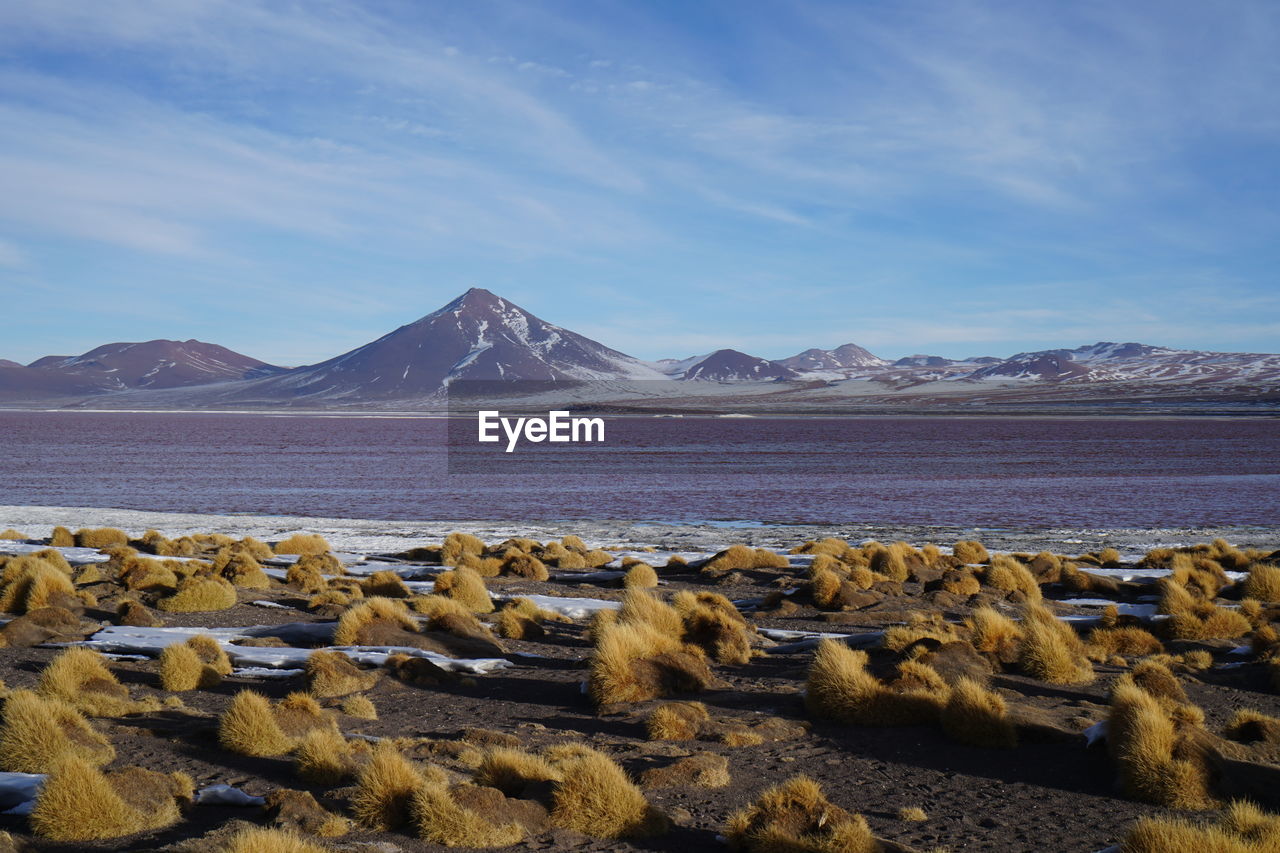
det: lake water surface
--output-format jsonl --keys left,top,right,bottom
{"left": 0, "top": 412, "right": 1277, "bottom": 527}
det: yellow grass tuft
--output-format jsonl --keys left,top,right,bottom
{"left": 805, "top": 639, "right": 947, "bottom": 726}
{"left": 941, "top": 677, "right": 1016, "bottom": 748}
{"left": 156, "top": 576, "right": 237, "bottom": 612}
{"left": 29, "top": 758, "right": 186, "bottom": 840}
{"left": 362, "top": 570, "right": 411, "bottom": 598}
{"left": 703, "top": 545, "right": 790, "bottom": 574}
{"left": 641, "top": 752, "right": 731, "bottom": 789}
{"left": 724, "top": 775, "right": 876, "bottom": 853}
{"left": 342, "top": 694, "right": 378, "bottom": 720}
{"left": 984, "top": 555, "right": 1042, "bottom": 601}
{"left": 965, "top": 607, "right": 1024, "bottom": 660}
{"left": 433, "top": 566, "right": 494, "bottom": 613}
{"left": 646, "top": 701, "right": 710, "bottom": 741}
{"left": 1087, "top": 627, "right": 1164, "bottom": 661}
{"left": 0, "top": 689, "right": 114, "bottom": 772}
{"left": 0, "top": 529, "right": 25, "bottom": 540}
{"left": 159, "top": 642, "right": 221, "bottom": 691}
{"left": 618, "top": 588, "right": 684, "bottom": 637}
{"left": 441, "top": 532, "right": 487, "bottom": 565}
{"left": 38, "top": 647, "right": 135, "bottom": 716}
{"left": 624, "top": 563, "right": 660, "bottom": 589}
{"left": 1244, "top": 563, "right": 1280, "bottom": 602}
{"left": 274, "top": 533, "right": 331, "bottom": 555}
{"left": 474, "top": 746, "right": 562, "bottom": 796}
{"left": 352, "top": 741, "right": 429, "bottom": 830}
{"left": 306, "top": 650, "right": 380, "bottom": 697}
{"left": 1017, "top": 605, "right": 1094, "bottom": 684}
{"left": 219, "top": 690, "right": 294, "bottom": 756}
{"left": 411, "top": 782, "right": 526, "bottom": 848}
{"left": 899, "top": 806, "right": 928, "bottom": 822}
{"left": 217, "top": 827, "right": 332, "bottom": 853}
{"left": 675, "top": 590, "right": 754, "bottom": 665}
{"left": 74, "top": 527, "right": 129, "bottom": 549}
{"left": 49, "top": 526, "right": 75, "bottom": 547}
{"left": 1108, "top": 677, "right": 1213, "bottom": 809}
{"left": 549, "top": 748, "right": 669, "bottom": 839}
{"left": 952, "top": 540, "right": 990, "bottom": 564}
{"left": 296, "top": 727, "right": 358, "bottom": 785}
{"left": 333, "top": 597, "right": 418, "bottom": 645}
{"left": 587, "top": 620, "right": 712, "bottom": 706}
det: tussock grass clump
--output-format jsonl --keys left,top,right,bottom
{"left": 965, "top": 607, "right": 1024, "bottom": 661}
{"left": 362, "top": 570, "right": 411, "bottom": 598}
{"left": 306, "top": 650, "right": 380, "bottom": 697}
{"left": 641, "top": 752, "right": 730, "bottom": 789}
{"left": 159, "top": 642, "right": 221, "bottom": 691}
{"left": 38, "top": 647, "right": 135, "bottom": 716}
{"left": 285, "top": 561, "right": 327, "bottom": 593}
{"left": 274, "top": 691, "right": 336, "bottom": 739}
{"left": 216, "top": 827, "right": 332, "bottom": 853}
{"left": 74, "top": 527, "right": 130, "bottom": 549}
{"left": 882, "top": 612, "right": 960, "bottom": 652}
{"left": 29, "top": 758, "right": 190, "bottom": 840}
{"left": 441, "top": 532, "right": 487, "bottom": 565}
{"left": 213, "top": 545, "right": 271, "bottom": 589}
{"left": 1223, "top": 709, "right": 1280, "bottom": 743}
{"left": 942, "top": 677, "right": 1016, "bottom": 748}
{"left": 899, "top": 806, "right": 928, "bottom": 822}
{"left": 805, "top": 639, "right": 948, "bottom": 726}
{"left": 156, "top": 576, "right": 237, "bottom": 612}
{"left": 50, "top": 525, "right": 75, "bottom": 547}
{"left": 333, "top": 597, "right": 418, "bottom": 645}
{"left": 0, "top": 528, "right": 25, "bottom": 540}
{"left": 587, "top": 620, "right": 712, "bottom": 706}
{"left": 647, "top": 701, "right": 710, "bottom": 741}
{"left": 1087, "top": 627, "right": 1164, "bottom": 661}
{"left": 725, "top": 775, "right": 876, "bottom": 853}
{"left": 296, "top": 728, "right": 359, "bottom": 785}
{"left": 0, "top": 556, "right": 84, "bottom": 613}
{"left": 984, "top": 555, "right": 1042, "bottom": 601}
{"left": 952, "top": 540, "right": 990, "bottom": 564}
{"left": 342, "top": 694, "right": 377, "bottom": 720}
{"left": 674, "top": 590, "right": 755, "bottom": 664}
{"left": 790, "top": 537, "right": 850, "bottom": 557}
{"left": 549, "top": 747, "right": 669, "bottom": 839}
{"left": 474, "top": 746, "right": 562, "bottom": 796}
{"left": 411, "top": 783, "right": 527, "bottom": 848}
{"left": 0, "top": 689, "right": 114, "bottom": 772}
{"left": 618, "top": 589, "right": 683, "bottom": 637}
{"left": 1244, "top": 563, "right": 1280, "bottom": 603}
{"left": 1017, "top": 605, "right": 1094, "bottom": 684}
{"left": 866, "top": 541, "right": 911, "bottom": 582}
{"left": 274, "top": 533, "right": 331, "bottom": 555}
{"left": 500, "top": 550, "right": 549, "bottom": 580}
{"left": 1108, "top": 676, "right": 1213, "bottom": 809}
{"left": 188, "top": 633, "right": 233, "bottom": 674}
{"left": 353, "top": 741, "right": 431, "bottom": 830}
{"left": 624, "top": 563, "right": 660, "bottom": 589}
{"left": 702, "top": 545, "right": 790, "bottom": 575}
{"left": 433, "top": 566, "right": 494, "bottom": 613}
{"left": 1120, "top": 800, "right": 1280, "bottom": 853}
{"left": 219, "top": 690, "right": 294, "bottom": 757}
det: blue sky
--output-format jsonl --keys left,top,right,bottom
{"left": 0, "top": 0, "right": 1277, "bottom": 366}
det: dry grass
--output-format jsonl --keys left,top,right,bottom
{"left": 352, "top": 741, "right": 430, "bottom": 830}
{"left": 0, "top": 528, "right": 25, "bottom": 540}
{"left": 474, "top": 746, "right": 562, "bottom": 796}
{"left": 74, "top": 527, "right": 129, "bottom": 549}
{"left": 433, "top": 566, "right": 494, "bottom": 613}
{"left": 805, "top": 639, "right": 948, "bottom": 726}
{"left": 1244, "top": 563, "right": 1280, "bottom": 603}
{"left": 1108, "top": 677, "right": 1213, "bottom": 809}
{"left": 941, "top": 677, "right": 1016, "bottom": 748}
{"left": 587, "top": 620, "right": 712, "bottom": 706}
{"left": 1087, "top": 627, "right": 1164, "bottom": 661}
{"left": 675, "top": 590, "right": 754, "bottom": 665}
{"left": 29, "top": 758, "right": 188, "bottom": 840}
{"left": 624, "top": 563, "right": 660, "bottom": 589}
{"left": 1223, "top": 709, "right": 1280, "bottom": 743}
{"left": 1120, "top": 800, "right": 1280, "bottom": 852}
{"left": 342, "top": 694, "right": 378, "bottom": 720}
{"left": 274, "top": 533, "right": 331, "bottom": 555}
{"left": 362, "top": 570, "right": 411, "bottom": 598}
{"left": 411, "top": 782, "right": 527, "bottom": 848}
{"left": 333, "top": 597, "right": 418, "bottom": 645}
{"left": 0, "top": 556, "right": 80, "bottom": 613}
{"left": 1017, "top": 605, "right": 1094, "bottom": 684}
{"left": 646, "top": 701, "right": 710, "bottom": 740}
{"left": 641, "top": 752, "right": 730, "bottom": 789}
{"left": 899, "top": 806, "right": 929, "bottom": 822}
{"left": 618, "top": 589, "right": 684, "bottom": 637}
{"left": 549, "top": 747, "right": 669, "bottom": 839}
{"left": 159, "top": 642, "right": 221, "bottom": 691}
{"left": 965, "top": 607, "right": 1024, "bottom": 660}
{"left": 217, "top": 827, "right": 333, "bottom": 853}
{"left": 219, "top": 690, "right": 294, "bottom": 756}
{"left": 295, "top": 727, "right": 358, "bottom": 785}
{"left": 0, "top": 689, "right": 114, "bottom": 772}
{"left": 441, "top": 532, "right": 487, "bottom": 566}
{"left": 156, "top": 576, "right": 237, "bottom": 612}
{"left": 984, "top": 555, "right": 1042, "bottom": 601}
{"left": 724, "top": 775, "right": 877, "bottom": 853}
{"left": 38, "top": 647, "right": 136, "bottom": 716}
{"left": 952, "top": 540, "right": 990, "bottom": 564}
{"left": 703, "top": 545, "right": 790, "bottom": 574}
{"left": 306, "top": 650, "right": 380, "bottom": 697}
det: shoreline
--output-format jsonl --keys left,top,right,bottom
{"left": 3, "top": 504, "right": 1277, "bottom": 555}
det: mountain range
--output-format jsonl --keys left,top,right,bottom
{"left": 2, "top": 287, "right": 1276, "bottom": 413}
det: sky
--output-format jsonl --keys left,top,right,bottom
{"left": 0, "top": 0, "right": 1278, "bottom": 367}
